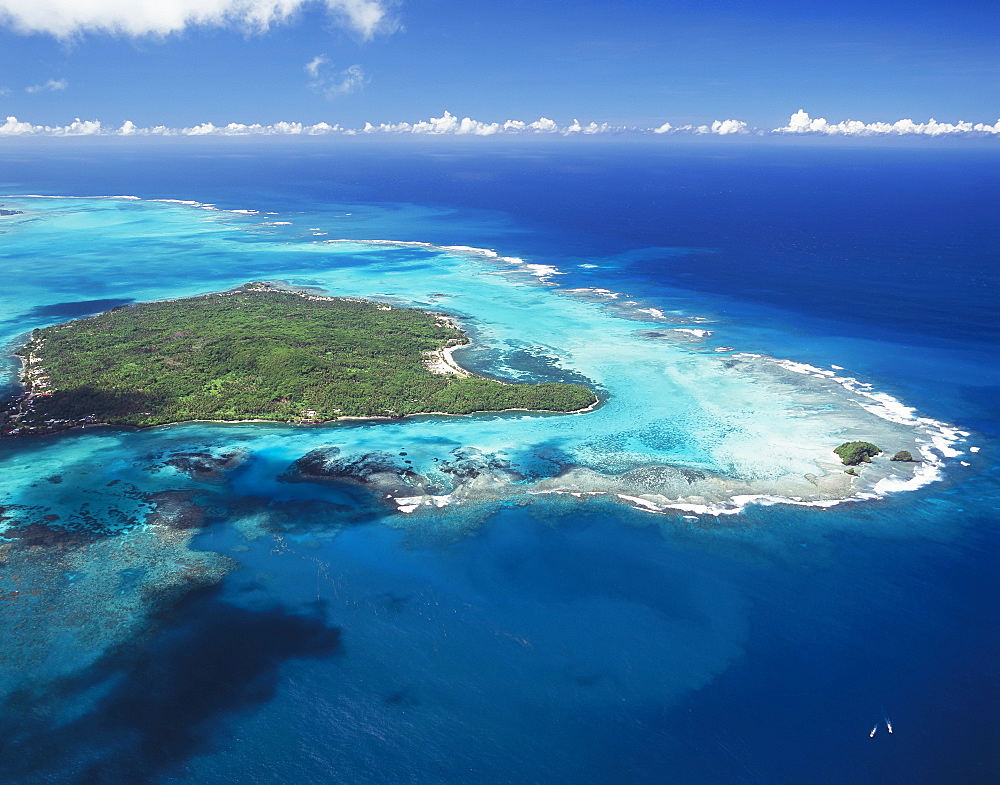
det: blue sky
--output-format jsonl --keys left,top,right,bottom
{"left": 0, "top": 0, "right": 997, "bottom": 133}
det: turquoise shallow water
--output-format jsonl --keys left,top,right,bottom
{"left": 0, "top": 142, "right": 996, "bottom": 784}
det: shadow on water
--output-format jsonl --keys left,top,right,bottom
{"left": 0, "top": 586, "right": 342, "bottom": 784}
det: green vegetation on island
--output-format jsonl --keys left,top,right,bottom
{"left": 890, "top": 450, "right": 915, "bottom": 462}
{"left": 5, "top": 283, "right": 597, "bottom": 433}
{"left": 834, "top": 441, "right": 881, "bottom": 466}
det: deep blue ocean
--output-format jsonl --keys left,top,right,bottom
{"left": 0, "top": 138, "right": 997, "bottom": 784}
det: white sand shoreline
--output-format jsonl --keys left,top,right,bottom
{"left": 424, "top": 342, "right": 473, "bottom": 378}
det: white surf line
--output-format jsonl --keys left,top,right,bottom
{"left": 324, "top": 238, "right": 436, "bottom": 249}
{"left": 563, "top": 288, "right": 623, "bottom": 299}
{"left": 8, "top": 195, "right": 236, "bottom": 219}
{"left": 11, "top": 193, "right": 142, "bottom": 200}
{"left": 9, "top": 194, "right": 268, "bottom": 216}
{"left": 392, "top": 494, "right": 454, "bottom": 513}
{"left": 531, "top": 488, "right": 860, "bottom": 517}
{"left": 536, "top": 468, "right": 938, "bottom": 517}
{"left": 441, "top": 244, "right": 499, "bottom": 257}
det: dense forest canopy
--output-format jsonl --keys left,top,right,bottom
{"left": 833, "top": 441, "right": 881, "bottom": 466}
{"left": 7, "top": 283, "right": 597, "bottom": 432}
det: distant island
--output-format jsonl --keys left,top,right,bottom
{"left": 3, "top": 283, "right": 597, "bottom": 435}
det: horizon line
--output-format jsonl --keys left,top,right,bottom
{"left": 3, "top": 110, "right": 1000, "bottom": 139}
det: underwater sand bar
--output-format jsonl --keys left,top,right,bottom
{"left": 3, "top": 282, "right": 597, "bottom": 434}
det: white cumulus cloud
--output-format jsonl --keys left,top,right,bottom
{"left": 25, "top": 78, "right": 67, "bottom": 93}
{"left": 306, "top": 121, "right": 342, "bottom": 134}
{"left": 565, "top": 119, "right": 615, "bottom": 134}
{"left": 709, "top": 119, "right": 747, "bottom": 135}
{"left": 0, "top": 116, "right": 101, "bottom": 135}
{"left": 173, "top": 120, "right": 340, "bottom": 135}
{"left": 54, "top": 118, "right": 102, "bottom": 135}
{"left": 2, "top": 110, "right": 998, "bottom": 139}
{"left": 775, "top": 109, "right": 1000, "bottom": 136}
{"left": 0, "top": 0, "right": 396, "bottom": 40}
{"left": 355, "top": 112, "right": 604, "bottom": 136}
{"left": 184, "top": 122, "right": 218, "bottom": 135}
{"left": 305, "top": 55, "right": 367, "bottom": 98}
{"left": 650, "top": 119, "right": 749, "bottom": 135}
{"left": 529, "top": 117, "right": 559, "bottom": 133}
{"left": 0, "top": 115, "right": 41, "bottom": 134}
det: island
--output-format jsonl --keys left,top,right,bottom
{"left": 3, "top": 283, "right": 597, "bottom": 434}
{"left": 833, "top": 441, "right": 881, "bottom": 466}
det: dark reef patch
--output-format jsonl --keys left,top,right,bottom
{"left": 146, "top": 490, "right": 209, "bottom": 531}
{"left": 279, "top": 444, "right": 536, "bottom": 503}
{"left": 163, "top": 450, "right": 246, "bottom": 482}
{"left": 1, "top": 520, "right": 96, "bottom": 550}
{"left": 1, "top": 497, "right": 149, "bottom": 543}
{"left": 0, "top": 488, "right": 213, "bottom": 548}
{"left": 0, "top": 587, "right": 342, "bottom": 784}
{"left": 508, "top": 441, "right": 574, "bottom": 481}
{"left": 680, "top": 468, "right": 707, "bottom": 484}
{"left": 438, "top": 448, "right": 523, "bottom": 482}
{"left": 453, "top": 339, "right": 598, "bottom": 388}
{"left": 281, "top": 446, "right": 427, "bottom": 497}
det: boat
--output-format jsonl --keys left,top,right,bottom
{"left": 870, "top": 724, "right": 878, "bottom": 738}
{"left": 885, "top": 717, "right": 893, "bottom": 733}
